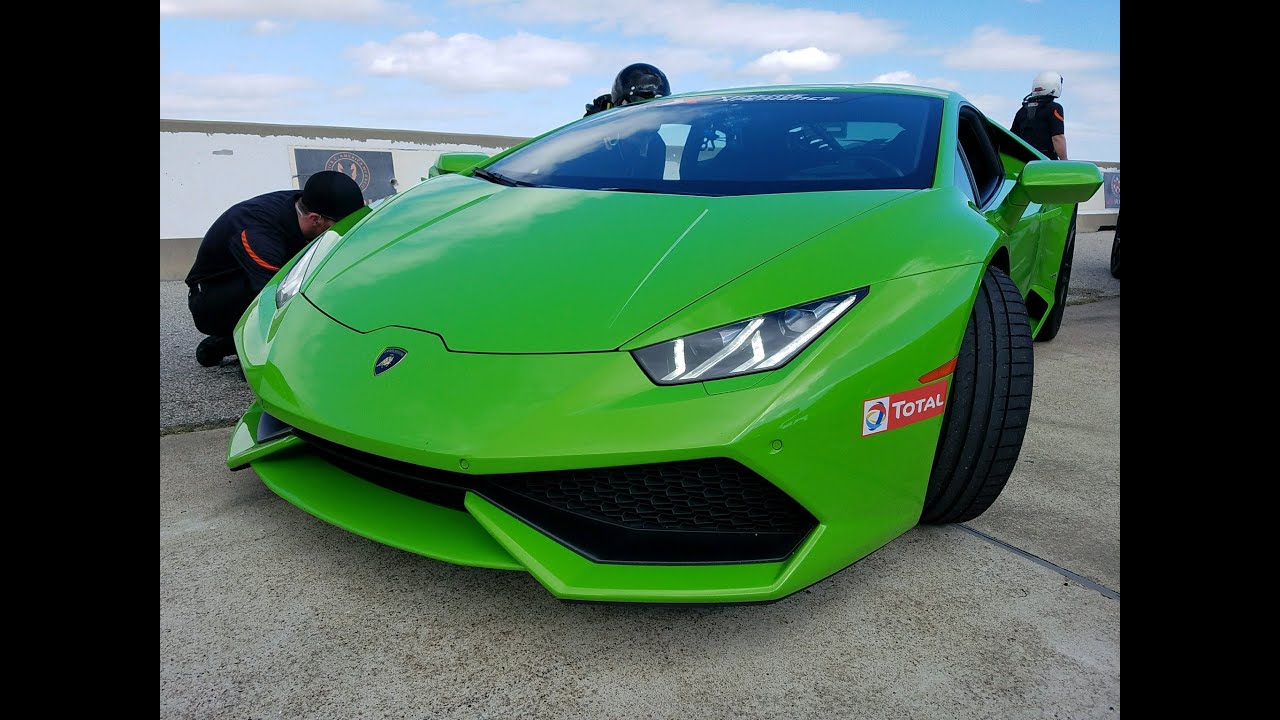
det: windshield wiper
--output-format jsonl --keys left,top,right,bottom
{"left": 473, "top": 168, "right": 537, "bottom": 187}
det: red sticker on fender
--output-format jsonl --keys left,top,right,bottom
{"left": 862, "top": 380, "right": 949, "bottom": 436}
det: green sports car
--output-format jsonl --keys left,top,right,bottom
{"left": 227, "top": 84, "right": 1102, "bottom": 603}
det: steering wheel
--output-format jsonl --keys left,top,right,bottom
{"left": 846, "top": 155, "right": 904, "bottom": 178}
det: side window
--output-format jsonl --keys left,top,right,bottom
{"left": 956, "top": 107, "right": 1004, "bottom": 208}
{"left": 954, "top": 146, "right": 977, "bottom": 203}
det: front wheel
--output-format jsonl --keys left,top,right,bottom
{"left": 921, "top": 265, "right": 1034, "bottom": 524}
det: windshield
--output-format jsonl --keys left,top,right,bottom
{"left": 485, "top": 91, "right": 943, "bottom": 196}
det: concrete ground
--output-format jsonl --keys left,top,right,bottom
{"left": 160, "top": 230, "right": 1120, "bottom": 719}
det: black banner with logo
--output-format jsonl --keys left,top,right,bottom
{"left": 1102, "top": 171, "right": 1120, "bottom": 209}
{"left": 294, "top": 149, "right": 398, "bottom": 203}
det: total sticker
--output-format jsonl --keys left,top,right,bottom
{"left": 862, "top": 379, "right": 949, "bottom": 436}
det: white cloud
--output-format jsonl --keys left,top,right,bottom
{"left": 348, "top": 30, "right": 593, "bottom": 90}
{"left": 869, "top": 70, "right": 916, "bottom": 85}
{"left": 160, "top": 0, "right": 398, "bottom": 20}
{"left": 333, "top": 84, "right": 366, "bottom": 99}
{"left": 944, "top": 26, "right": 1118, "bottom": 72}
{"left": 166, "top": 71, "right": 316, "bottom": 96}
{"left": 968, "top": 94, "right": 1019, "bottom": 125}
{"left": 583, "top": 46, "right": 735, "bottom": 91}
{"left": 1071, "top": 75, "right": 1120, "bottom": 121}
{"left": 160, "top": 71, "right": 317, "bottom": 117}
{"left": 868, "top": 71, "right": 960, "bottom": 91}
{"left": 742, "top": 48, "right": 841, "bottom": 81}
{"left": 640, "top": 47, "right": 736, "bottom": 81}
{"left": 466, "top": 0, "right": 904, "bottom": 54}
{"left": 248, "top": 19, "right": 283, "bottom": 34}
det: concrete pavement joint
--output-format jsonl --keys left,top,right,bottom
{"left": 160, "top": 419, "right": 238, "bottom": 437}
{"left": 958, "top": 524, "right": 1120, "bottom": 600}
{"left": 1067, "top": 291, "right": 1119, "bottom": 306}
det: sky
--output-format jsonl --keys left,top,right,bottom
{"left": 159, "top": 0, "right": 1120, "bottom": 162}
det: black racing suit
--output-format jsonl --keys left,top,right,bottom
{"left": 1011, "top": 96, "right": 1066, "bottom": 159}
{"left": 185, "top": 190, "right": 308, "bottom": 337}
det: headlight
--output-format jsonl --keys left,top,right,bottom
{"left": 632, "top": 288, "right": 869, "bottom": 385}
{"left": 275, "top": 230, "right": 342, "bottom": 309}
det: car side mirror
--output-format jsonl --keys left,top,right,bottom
{"left": 1012, "top": 160, "right": 1104, "bottom": 205}
{"left": 429, "top": 152, "right": 490, "bottom": 178}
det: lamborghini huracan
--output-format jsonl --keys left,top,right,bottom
{"left": 227, "top": 84, "right": 1102, "bottom": 603}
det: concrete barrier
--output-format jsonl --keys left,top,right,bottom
{"left": 1077, "top": 160, "right": 1120, "bottom": 232}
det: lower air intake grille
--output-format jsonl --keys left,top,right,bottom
{"left": 288, "top": 423, "right": 816, "bottom": 565}
{"left": 500, "top": 459, "right": 813, "bottom": 534}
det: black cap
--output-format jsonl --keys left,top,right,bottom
{"left": 302, "top": 170, "right": 365, "bottom": 220}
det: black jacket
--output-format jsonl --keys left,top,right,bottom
{"left": 185, "top": 190, "right": 308, "bottom": 294}
{"left": 1011, "top": 97, "right": 1065, "bottom": 159}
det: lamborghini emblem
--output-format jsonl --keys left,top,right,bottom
{"left": 374, "top": 347, "right": 407, "bottom": 375}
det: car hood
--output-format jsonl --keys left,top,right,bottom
{"left": 305, "top": 174, "right": 913, "bottom": 352}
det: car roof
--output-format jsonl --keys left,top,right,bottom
{"left": 667, "top": 83, "right": 956, "bottom": 101}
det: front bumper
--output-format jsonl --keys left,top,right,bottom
{"left": 230, "top": 265, "right": 980, "bottom": 602}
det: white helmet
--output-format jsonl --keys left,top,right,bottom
{"left": 1032, "top": 71, "right": 1063, "bottom": 98}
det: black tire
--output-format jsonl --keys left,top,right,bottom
{"left": 920, "top": 266, "right": 1034, "bottom": 524}
{"left": 1109, "top": 216, "right": 1120, "bottom": 279}
{"left": 1033, "top": 208, "right": 1076, "bottom": 342}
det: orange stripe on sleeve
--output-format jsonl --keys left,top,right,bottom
{"left": 241, "top": 230, "right": 279, "bottom": 271}
{"left": 1054, "top": 110, "right": 1064, "bottom": 121}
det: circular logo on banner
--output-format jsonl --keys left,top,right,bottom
{"left": 864, "top": 400, "right": 887, "bottom": 432}
{"left": 325, "top": 152, "right": 372, "bottom": 192}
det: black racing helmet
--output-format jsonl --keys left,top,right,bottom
{"left": 611, "top": 63, "right": 671, "bottom": 107}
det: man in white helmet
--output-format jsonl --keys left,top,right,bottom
{"left": 1011, "top": 71, "right": 1068, "bottom": 160}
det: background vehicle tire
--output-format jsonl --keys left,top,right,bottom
{"left": 1033, "top": 208, "right": 1076, "bottom": 342}
{"left": 921, "top": 265, "right": 1033, "bottom": 524}
{"left": 1109, "top": 215, "right": 1120, "bottom": 279}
